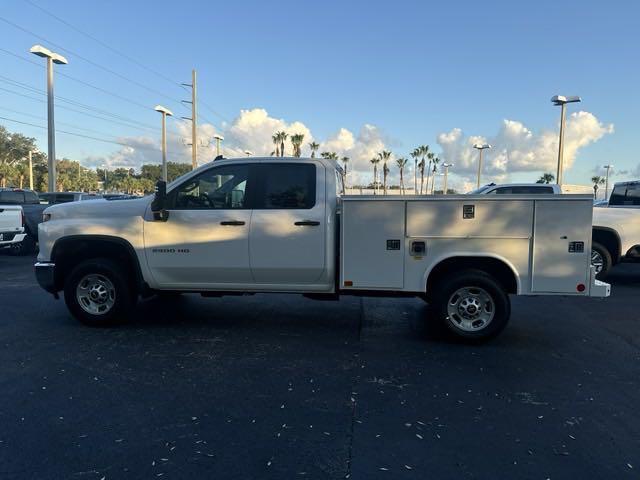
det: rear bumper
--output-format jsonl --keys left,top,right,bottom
{"left": 34, "top": 262, "right": 57, "bottom": 293}
{"left": 0, "top": 232, "right": 26, "bottom": 246}
{"left": 589, "top": 266, "right": 611, "bottom": 298}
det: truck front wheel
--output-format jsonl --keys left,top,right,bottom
{"left": 63, "top": 258, "right": 136, "bottom": 326}
{"left": 431, "top": 270, "right": 510, "bottom": 342}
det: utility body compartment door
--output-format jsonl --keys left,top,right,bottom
{"left": 531, "top": 199, "right": 592, "bottom": 293}
{"left": 341, "top": 200, "right": 405, "bottom": 289}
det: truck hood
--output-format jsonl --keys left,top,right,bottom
{"left": 44, "top": 196, "right": 152, "bottom": 219}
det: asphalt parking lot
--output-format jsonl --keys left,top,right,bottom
{"left": 0, "top": 253, "right": 639, "bottom": 479}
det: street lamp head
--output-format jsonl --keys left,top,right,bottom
{"left": 473, "top": 143, "right": 491, "bottom": 150}
{"left": 244, "top": 150, "right": 253, "bottom": 156}
{"left": 213, "top": 134, "right": 224, "bottom": 141}
{"left": 551, "top": 95, "right": 581, "bottom": 106}
{"left": 443, "top": 163, "right": 453, "bottom": 168}
{"left": 154, "top": 105, "right": 173, "bottom": 116}
{"left": 30, "top": 44, "right": 68, "bottom": 64}
{"left": 603, "top": 164, "right": 613, "bottom": 168}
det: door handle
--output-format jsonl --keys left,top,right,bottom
{"left": 294, "top": 220, "right": 320, "bottom": 226}
{"left": 220, "top": 220, "right": 245, "bottom": 226}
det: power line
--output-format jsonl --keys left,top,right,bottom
{"left": 0, "top": 15, "right": 186, "bottom": 109}
{"left": 22, "top": 0, "right": 184, "bottom": 88}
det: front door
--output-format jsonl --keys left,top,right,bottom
{"left": 249, "top": 162, "right": 326, "bottom": 284}
{"left": 144, "top": 163, "right": 253, "bottom": 288}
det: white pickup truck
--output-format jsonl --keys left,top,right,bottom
{"left": 591, "top": 181, "right": 640, "bottom": 278}
{"left": 35, "top": 157, "right": 609, "bottom": 341}
{"left": 0, "top": 205, "right": 27, "bottom": 253}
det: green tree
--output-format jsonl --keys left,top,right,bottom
{"left": 430, "top": 157, "right": 440, "bottom": 194}
{"left": 290, "top": 133, "right": 305, "bottom": 157}
{"left": 272, "top": 134, "right": 280, "bottom": 156}
{"left": 370, "top": 157, "right": 380, "bottom": 194}
{"left": 418, "top": 159, "right": 426, "bottom": 194}
{"left": 396, "top": 157, "right": 408, "bottom": 194}
{"left": 536, "top": 173, "right": 555, "bottom": 184}
{"left": 378, "top": 150, "right": 392, "bottom": 195}
{"left": 591, "top": 175, "right": 605, "bottom": 199}
{"left": 309, "top": 142, "right": 319, "bottom": 158}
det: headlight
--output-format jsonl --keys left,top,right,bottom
{"left": 43, "top": 213, "right": 52, "bottom": 222}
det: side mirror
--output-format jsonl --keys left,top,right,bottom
{"left": 151, "top": 180, "right": 168, "bottom": 221}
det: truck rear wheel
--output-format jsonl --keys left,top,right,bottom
{"left": 591, "top": 241, "right": 612, "bottom": 280}
{"left": 431, "top": 270, "right": 510, "bottom": 342}
{"left": 63, "top": 258, "right": 136, "bottom": 327}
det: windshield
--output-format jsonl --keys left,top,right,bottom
{"left": 468, "top": 185, "right": 492, "bottom": 194}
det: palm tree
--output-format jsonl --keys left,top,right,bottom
{"left": 370, "top": 157, "right": 380, "bottom": 194}
{"left": 410, "top": 148, "right": 421, "bottom": 194}
{"left": 276, "top": 131, "right": 288, "bottom": 157}
{"left": 396, "top": 157, "right": 408, "bottom": 194}
{"left": 430, "top": 157, "right": 440, "bottom": 194}
{"left": 320, "top": 151, "right": 338, "bottom": 160}
{"left": 591, "top": 175, "right": 605, "bottom": 199}
{"left": 418, "top": 159, "right": 426, "bottom": 194}
{"left": 272, "top": 134, "right": 280, "bottom": 157}
{"left": 309, "top": 142, "right": 320, "bottom": 158}
{"left": 341, "top": 156, "right": 349, "bottom": 189}
{"left": 536, "top": 173, "right": 555, "bottom": 184}
{"left": 425, "top": 151, "right": 434, "bottom": 194}
{"left": 378, "top": 150, "right": 392, "bottom": 195}
{"left": 290, "top": 133, "right": 305, "bottom": 157}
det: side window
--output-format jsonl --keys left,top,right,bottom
{"left": 255, "top": 164, "right": 316, "bottom": 209}
{"left": 0, "top": 191, "right": 24, "bottom": 203}
{"left": 24, "top": 191, "right": 39, "bottom": 204}
{"left": 494, "top": 187, "right": 511, "bottom": 194}
{"left": 38, "top": 193, "right": 52, "bottom": 205}
{"left": 55, "top": 194, "right": 75, "bottom": 203}
{"left": 623, "top": 186, "right": 640, "bottom": 205}
{"left": 609, "top": 186, "right": 625, "bottom": 205}
{"left": 169, "top": 164, "right": 249, "bottom": 210}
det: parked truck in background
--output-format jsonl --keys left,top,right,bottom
{"left": 0, "top": 204, "right": 28, "bottom": 254}
{"left": 0, "top": 188, "right": 45, "bottom": 250}
{"left": 590, "top": 181, "right": 640, "bottom": 278}
{"left": 35, "top": 157, "right": 609, "bottom": 342}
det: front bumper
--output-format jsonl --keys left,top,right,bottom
{"left": 34, "top": 262, "right": 57, "bottom": 294}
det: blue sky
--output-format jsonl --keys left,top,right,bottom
{"left": 1, "top": 0, "right": 638, "bottom": 189}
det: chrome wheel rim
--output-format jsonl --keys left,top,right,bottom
{"left": 76, "top": 274, "right": 116, "bottom": 315}
{"left": 447, "top": 286, "right": 495, "bottom": 332}
{"left": 591, "top": 249, "right": 604, "bottom": 274}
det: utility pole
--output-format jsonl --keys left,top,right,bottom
{"left": 181, "top": 70, "right": 198, "bottom": 170}
{"left": 473, "top": 143, "right": 491, "bottom": 188}
{"left": 28, "top": 150, "right": 33, "bottom": 190}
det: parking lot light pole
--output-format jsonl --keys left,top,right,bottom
{"left": 213, "top": 134, "right": 224, "bottom": 157}
{"left": 244, "top": 150, "right": 253, "bottom": 157}
{"left": 30, "top": 45, "right": 68, "bottom": 193}
{"left": 442, "top": 163, "right": 453, "bottom": 195}
{"left": 603, "top": 164, "right": 613, "bottom": 200}
{"left": 473, "top": 143, "right": 491, "bottom": 188}
{"left": 551, "top": 95, "right": 581, "bottom": 187}
{"left": 154, "top": 105, "right": 173, "bottom": 182}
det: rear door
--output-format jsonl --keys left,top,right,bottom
{"left": 249, "top": 162, "right": 326, "bottom": 284}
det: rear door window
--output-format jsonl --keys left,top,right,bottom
{"left": 610, "top": 185, "right": 640, "bottom": 205}
{"left": 0, "top": 191, "right": 24, "bottom": 203}
{"left": 254, "top": 164, "right": 316, "bottom": 209}
{"left": 55, "top": 194, "right": 76, "bottom": 203}
{"left": 24, "top": 191, "right": 40, "bottom": 204}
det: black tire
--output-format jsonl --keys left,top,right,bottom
{"left": 430, "top": 269, "right": 511, "bottom": 342}
{"left": 9, "top": 234, "right": 36, "bottom": 256}
{"left": 63, "top": 258, "right": 136, "bottom": 327}
{"left": 591, "top": 241, "right": 612, "bottom": 280}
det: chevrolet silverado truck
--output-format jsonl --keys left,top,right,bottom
{"left": 0, "top": 204, "right": 27, "bottom": 253}
{"left": 590, "top": 181, "right": 640, "bottom": 278}
{"left": 35, "top": 157, "right": 609, "bottom": 341}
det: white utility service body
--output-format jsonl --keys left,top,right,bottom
{"left": 35, "top": 157, "right": 609, "bottom": 341}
